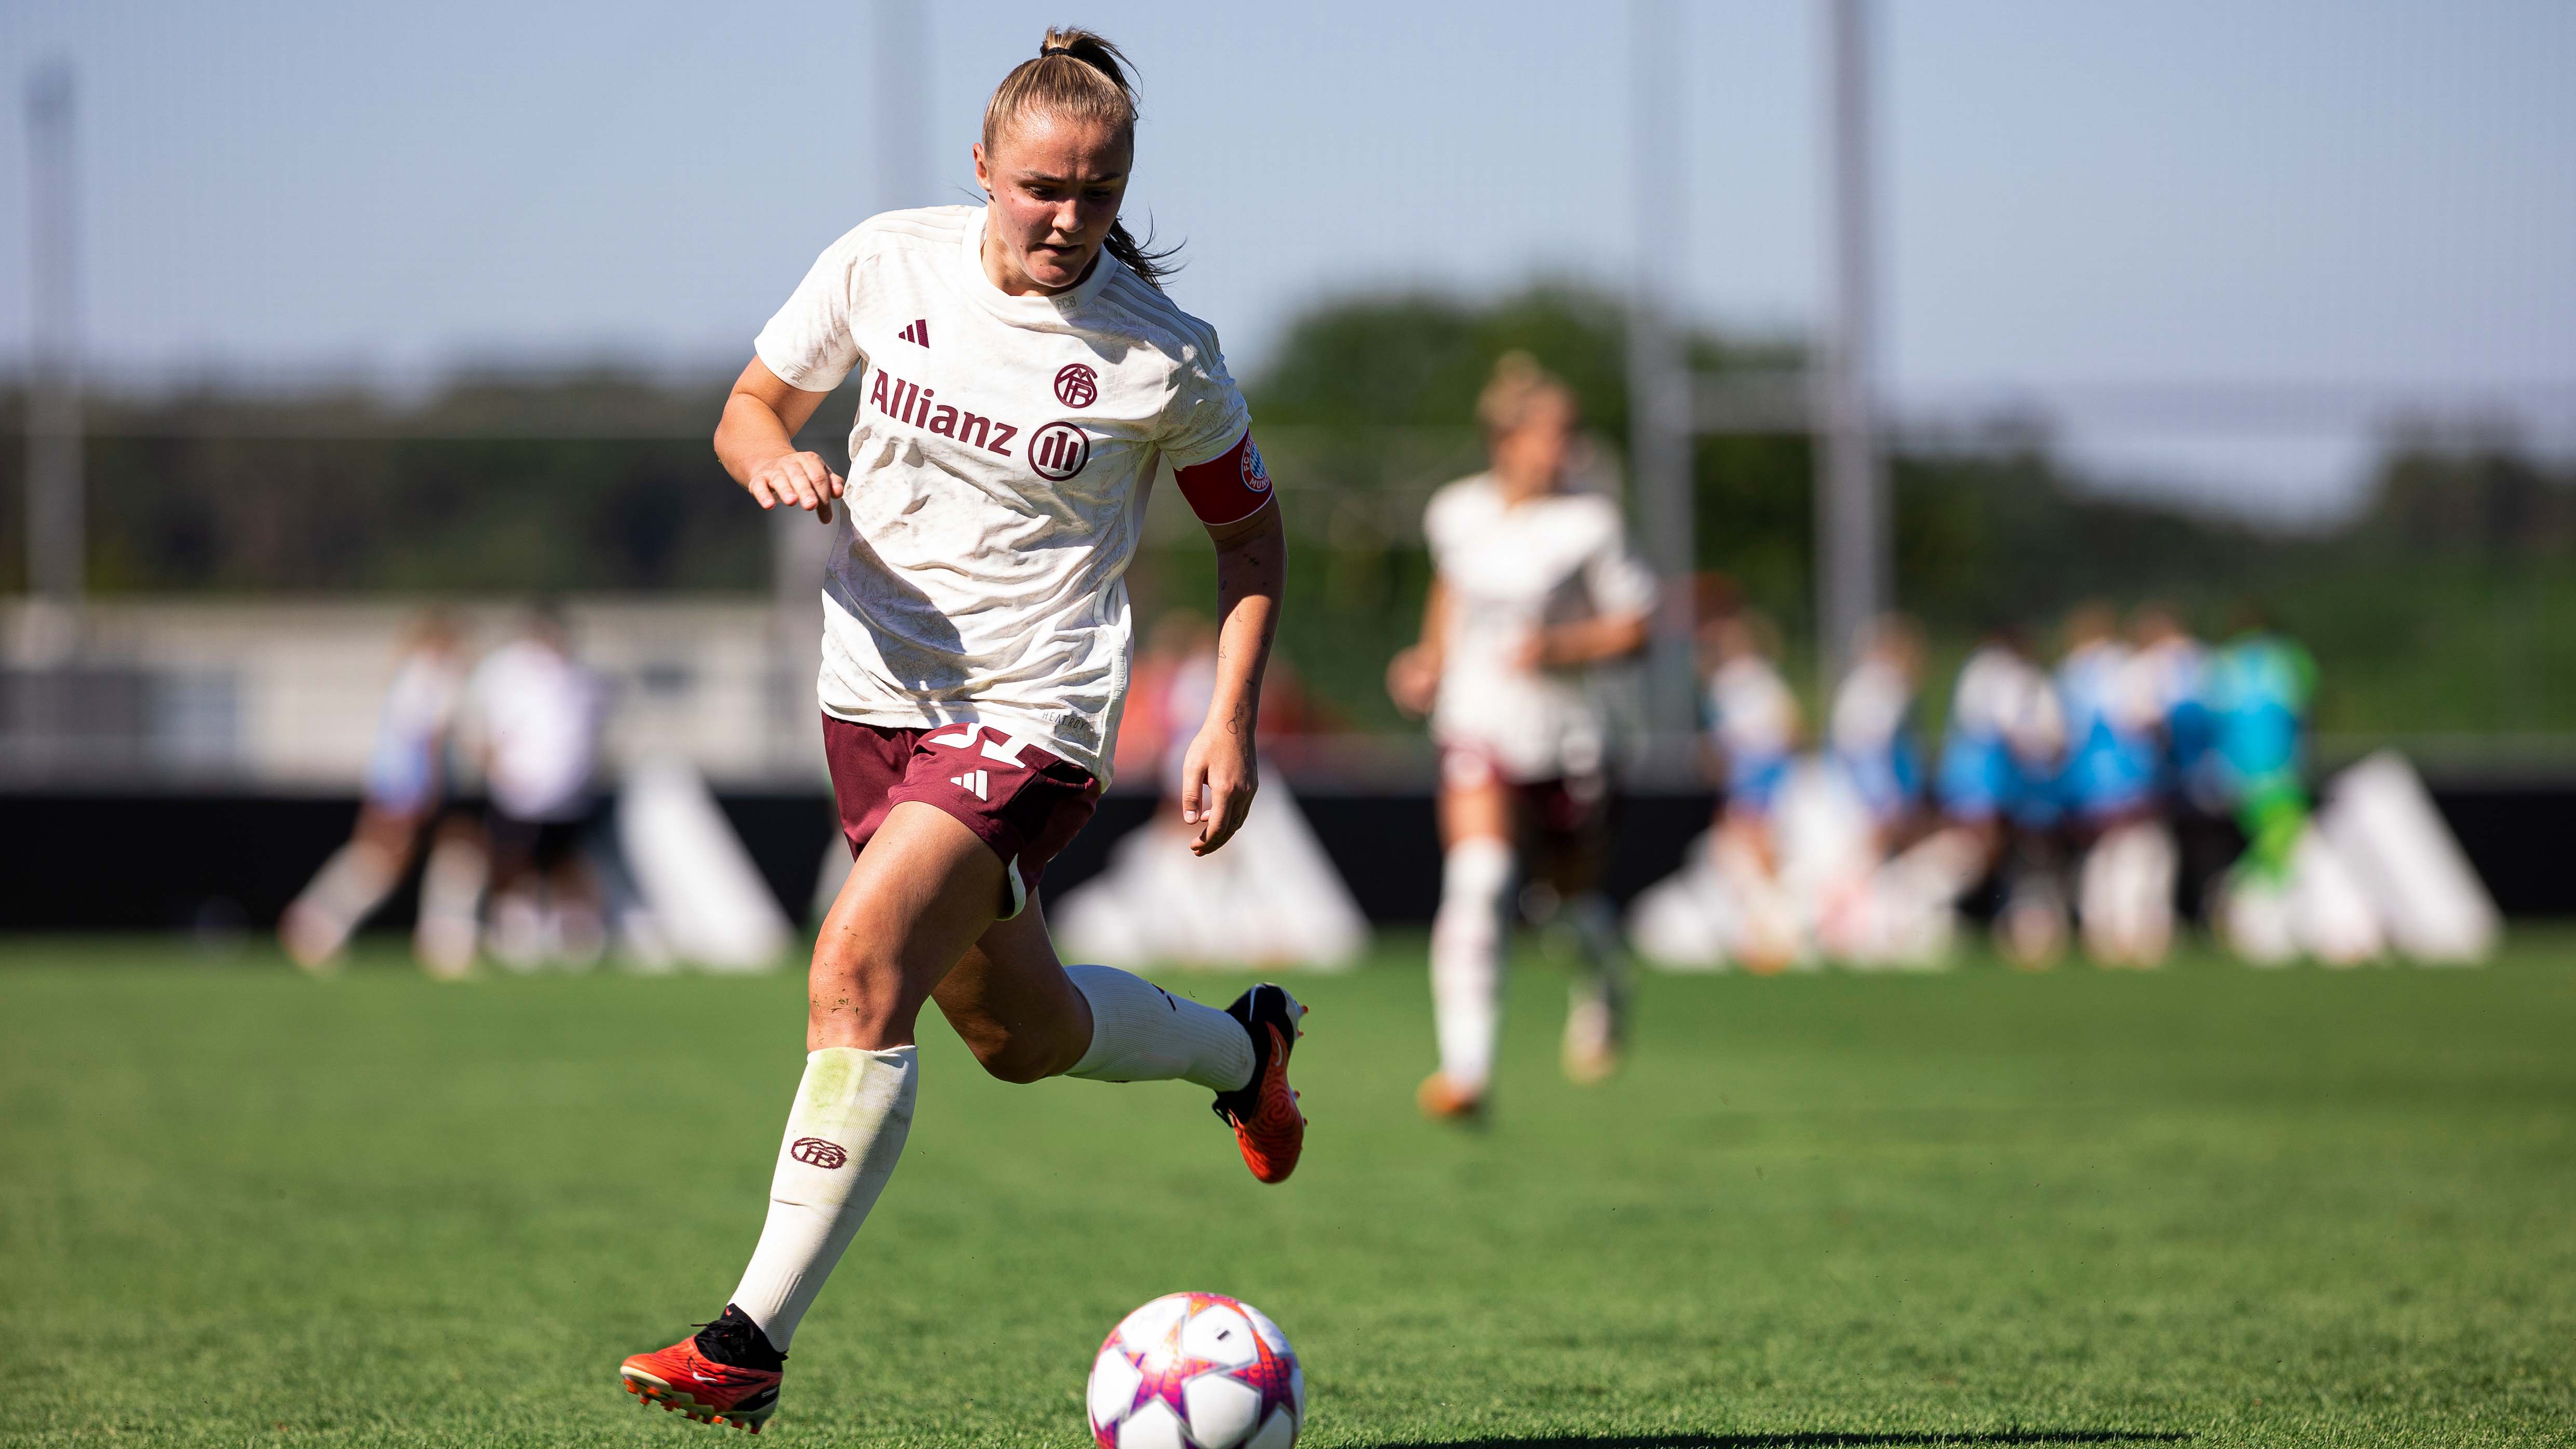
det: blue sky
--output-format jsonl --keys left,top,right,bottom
{"left": 2, "top": 0, "right": 2570, "bottom": 521}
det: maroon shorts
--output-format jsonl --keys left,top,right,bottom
{"left": 1439, "top": 744, "right": 1614, "bottom": 857}
{"left": 822, "top": 715, "right": 1102, "bottom": 918}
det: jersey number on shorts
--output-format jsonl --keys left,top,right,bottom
{"left": 928, "top": 724, "right": 1032, "bottom": 766}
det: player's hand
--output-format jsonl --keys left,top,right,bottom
{"left": 1506, "top": 630, "right": 1548, "bottom": 673}
{"left": 1178, "top": 722, "right": 1258, "bottom": 856}
{"left": 746, "top": 450, "right": 845, "bottom": 524}
{"left": 1385, "top": 645, "right": 1439, "bottom": 717}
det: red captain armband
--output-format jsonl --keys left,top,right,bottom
{"left": 1172, "top": 430, "right": 1274, "bottom": 527}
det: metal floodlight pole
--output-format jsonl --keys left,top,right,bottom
{"left": 1815, "top": 0, "right": 1887, "bottom": 689}
{"left": 25, "top": 62, "right": 84, "bottom": 622}
{"left": 1628, "top": 0, "right": 1697, "bottom": 735}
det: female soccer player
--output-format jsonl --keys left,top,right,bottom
{"left": 617, "top": 31, "right": 1304, "bottom": 1432}
{"left": 1387, "top": 354, "right": 1656, "bottom": 1117}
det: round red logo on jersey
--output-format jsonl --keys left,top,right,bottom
{"left": 1054, "top": 362, "right": 1098, "bottom": 409}
{"left": 790, "top": 1137, "right": 848, "bottom": 1170}
{"left": 1241, "top": 436, "right": 1272, "bottom": 494}
{"left": 1029, "top": 421, "right": 1091, "bottom": 481}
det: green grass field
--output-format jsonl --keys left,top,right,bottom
{"left": 5, "top": 934, "right": 2572, "bottom": 1448}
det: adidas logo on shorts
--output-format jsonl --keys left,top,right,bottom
{"left": 950, "top": 769, "right": 989, "bottom": 801}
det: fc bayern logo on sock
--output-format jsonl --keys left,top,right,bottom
{"left": 790, "top": 1137, "right": 848, "bottom": 1170}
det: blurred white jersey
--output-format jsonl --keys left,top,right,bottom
{"left": 470, "top": 640, "right": 604, "bottom": 821}
{"left": 755, "top": 205, "right": 1253, "bottom": 783}
{"left": 1424, "top": 475, "right": 1657, "bottom": 782}
{"left": 2129, "top": 634, "right": 2206, "bottom": 723}
{"left": 1710, "top": 655, "right": 1799, "bottom": 765}
{"left": 1828, "top": 656, "right": 1910, "bottom": 757}
{"left": 1951, "top": 645, "right": 2065, "bottom": 763}
{"left": 381, "top": 651, "right": 464, "bottom": 746}
{"left": 363, "top": 649, "right": 465, "bottom": 810}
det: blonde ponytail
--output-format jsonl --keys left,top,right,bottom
{"left": 981, "top": 28, "right": 1180, "bottom": 290}
{"left": 1477, "top": 351, "right": 1579, "bottom": 437}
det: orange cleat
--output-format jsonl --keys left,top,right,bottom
{"left": 1213, "top": 984, "right": 1307, "bottom": 1184}
{"left": 1416, "top": 1071, "right": 1487, "bottom": 1125}
{"left": 619, "top": 1313, "right": 784, "bottom": 1434}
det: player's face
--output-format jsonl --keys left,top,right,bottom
{"left": 973, "top": 114, "right": 1132, "bottom": 295}
{"left": 1490, "top": 394, "right": 1580, "bottom": 496}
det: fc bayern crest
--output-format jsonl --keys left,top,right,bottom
{"left": 1241, "top": 437, "right": 1272, "bottom": 494}
{"left": 1055, "top": 362, "right": 1099, "bottom": 409}
{"left": 1030, "top": 421, "right": 1091, "bottom": 481}
{"left": 789, "top": 1137, "right": 847, "bottom": 1169}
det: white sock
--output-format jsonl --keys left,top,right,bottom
{"left": 1064, "top": 964, "right": 1254, "bottom": 1091}
{"left": 1429, "top": 837, "right": 1513, "bottom": 1093}
{"left": 730, "top": 1046, "right": 917, "bottom": 1351}
{"left": 412, "top": 833, "right": 486, "bottom": 978}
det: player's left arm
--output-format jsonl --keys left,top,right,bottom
{"left": 1182, "top": 496, "right": 1282, "bottom": 856}
{"left": 1526, "top": 610, "right": 1651, "bottom": 669}
{"left": 1170, "top": 426, "right": 1284, "bottom": 857}
{"left": 1520, "top": 513, "right": 1656, "bottom": 669}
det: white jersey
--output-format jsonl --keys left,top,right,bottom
{"left": 754, "top": 205, "right": 1253, "bottom": 783}
{"left": 1828, "top": 655, "right": 1910, "bottom": 757}
{"left": 469, "top": 640, "right": 604, "bottom": 821}
{"left": 2129, "top": 634, "right": 2206, "bottom": 726}
{"left": 363, "top": 648, "right": 464, "bottom": 808}
{"left": 1423, "top": 475, "right": 1657, "bottom": 781}
{"left": 1709, "top": 655, "right": 1799, "bottom": 765}
{"left": 1950, "top": 644, "right": 2065, "bottom": 765}
{"left": 377, "top": 650, "right": 463, "bottom": 755}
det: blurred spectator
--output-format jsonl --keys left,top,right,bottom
{"left": 464, "top": 603, "right": 609, "bottom": 971}
{"left": 278, "top": 610, "right": 468, "bottom": 971}
{"left": 1936, "top": 624, "right": 2069, "bottom": 966}
{"left": 1699, "top": 608, "right": 1803, "bottom": 971}
{"left": 2203, "top": 606, "right": 2318, "bottom": 887}
{"left": 2129, "top": 602, "right": 2232, "bottom": 924}
{"left": 1826, "top": 613, "right": 1926, "bottom": 845}
{"left": 2056, "top": 602, "right": 2176, "bottom": 966}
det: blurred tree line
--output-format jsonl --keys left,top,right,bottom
{"left": 2, "top": 284, "right": 2570, "bottom": 737}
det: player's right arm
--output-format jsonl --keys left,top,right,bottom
{"left": 716, "top": 357, "right": 844, "bottom": 523}
{"left": 1385, "top": 576, "right": 1448, "bottom": 719}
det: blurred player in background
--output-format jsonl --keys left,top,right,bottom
{"left": 1700, "top": 606, "right": 1804, "bottom": 971}
{"left": 2127, "top": 603, "right": 2227, "bottom": 926}
{"left": 467, "top": 603, "right": 609, "bottom": 971}
{"left": 2055, "top": 602, "right": 2176, "bottom": 966}
{"left": 618, "top": 31, "right": 1304, "bottom": 1432}
{"left": 278, "top": 610, "right": 467, "bottom": 972}
{"left": 1935, "top": 624, "right": 2069, "bottom": 966}
{"left": 1388, "top": 353, "right": 1655, "bottom": 1117}
{"left": 2201, "top": 605, "right": 2321, "bottom": 954}
{"left": 1826, "top": 614, "right": 1926, "bottom": 848}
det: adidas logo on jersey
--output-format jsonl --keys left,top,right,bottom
{"left": 867, "top": 368, "right": 1020, "bottom": 457}
{"left": 897, "top": 319, "right": 929, "bottom": 346}
{"left": 949, "top": 769, "right": 989, "bottom": 801}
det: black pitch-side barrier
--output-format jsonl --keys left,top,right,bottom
{"left": 0, "top": 782, "right": 2568, "bottom": 933}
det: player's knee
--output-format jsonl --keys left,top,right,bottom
{"left": 968, "top": 1032, "right": 1075, "bottom": 1085}
{"left": 1438, "top": 836, "right": 1514, "bottom": 908}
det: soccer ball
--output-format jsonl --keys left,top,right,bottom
{"left": 1087, "top": 1293, "right": 1303, "bottom": 1449}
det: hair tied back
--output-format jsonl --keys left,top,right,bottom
{"left": 980, "top": 26, "right": 1182, "bottom": 291}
